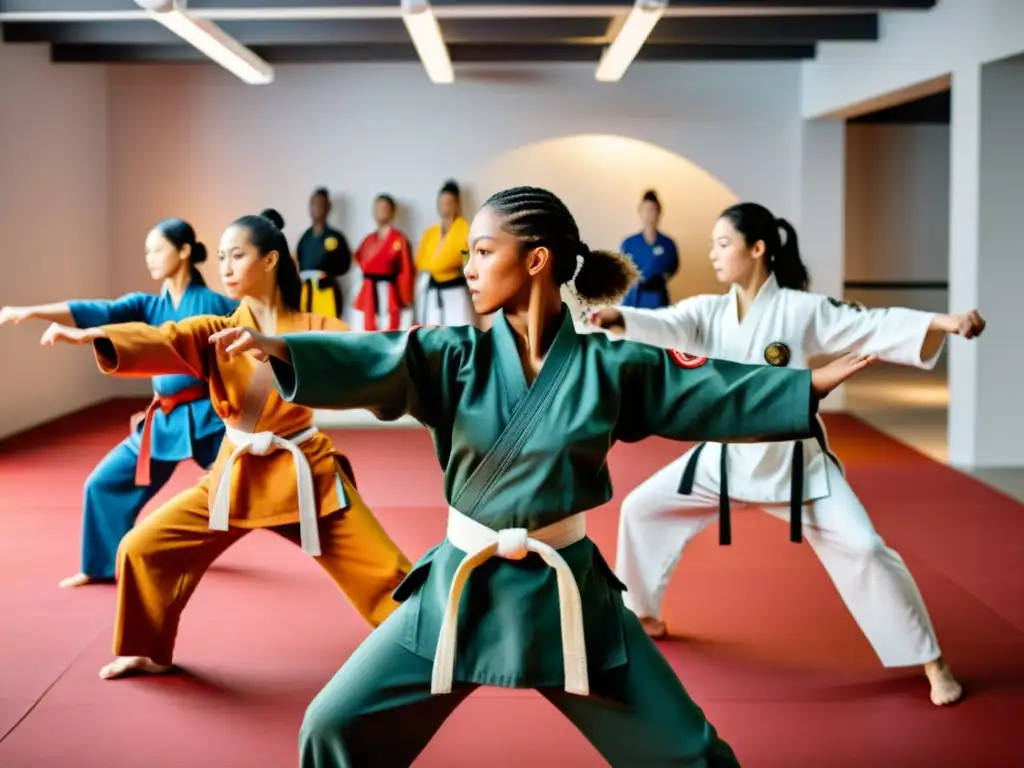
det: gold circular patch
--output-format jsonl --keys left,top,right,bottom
{"left": 324, "top": 236, "right": 338, "bottom": 252}
{"left": 764, "top": 342, "right": 791, "bottom": 367}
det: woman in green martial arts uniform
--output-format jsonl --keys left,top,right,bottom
{"left": 211, "top": 186, "right": 876, "bottom": 768}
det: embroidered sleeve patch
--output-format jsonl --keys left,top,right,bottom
{"left": 668, "top": 350, "right": 708, "bottom": 369}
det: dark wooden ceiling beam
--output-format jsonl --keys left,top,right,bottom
{"left": 4, "top": 14, "right": 876, "bottom": 46}
{"left": 653, "top": 15, "right": 876, "bottom": 43}
{"left": 50, "top": 41, "right": 816, "bottom": 64}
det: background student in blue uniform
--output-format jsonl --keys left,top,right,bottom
{"left": 0, "top": 218, "right": 237, "bottom": 588}
{"left": 619, "top": 189, "right": 680, "bottom": 309}
{"left": 296, "top": 187, "right": 353, "bottom": 318}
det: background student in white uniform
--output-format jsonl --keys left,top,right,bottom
{"left": 589, "top": 201, "right": 986, "bottom": 708}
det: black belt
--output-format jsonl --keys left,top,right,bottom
{"left": 426, "top": 275, "right": 467, "bottom": 322}
{"left": 677, "top": 421, "right": 833, "bottom": 546}
{"left": 364, "top": 274, "right": 398, "bottom": 315}
{"left": 428, "top": 275, "right": 466, "bottom": 290}
{"left": 301, "top": 276, "right": 343, "bottom": 318}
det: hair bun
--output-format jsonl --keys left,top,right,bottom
{"left": 191, "top": 241, "right": 208, "bottom": 265}
{"left": 642, "top": 189, "right": 660, "bottom": 205}
{"left": 260, "top": 208, "right": 285, "bottom": 230}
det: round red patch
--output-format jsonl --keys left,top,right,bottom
{"left": 668, "top": 350, "right": 708, "bottom": 369}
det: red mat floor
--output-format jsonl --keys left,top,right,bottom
{"left": 1, "top": 399, "right": 1022, "bottom": 767}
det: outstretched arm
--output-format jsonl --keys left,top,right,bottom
{"left": 589, "top": 296, "right": 708, "bottom": 354}
{"left": 0, "top": 302, "right": 75, "bottom": 327}
{"left": 1, "top": 293, "right": 150, "bottom": 328}
{"left": 41, "top": 314, "right": 229, "bottom": 380}
{"left": 211, "top": 324, "right": 461, "bottom": 427}
{"left": 616, "top": 344, "right": 874, "bottom": 444}
{"left": 810, "top": 296, "right": 985, "bottom": 368}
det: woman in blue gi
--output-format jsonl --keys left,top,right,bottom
{"left": 0, "top": 218, "right": 237, "bottom": 588}
{"left": 619, "top": 189, "right": 679, "bottom": 308}
{"left": 213, "top": 187, "right": 875, "bottom": 767}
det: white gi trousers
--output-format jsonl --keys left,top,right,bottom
{"left": 414, "top": 273, "right": 476, "bottom": 328}
{"left": 615, "top": 450, "right": 942, "bottom": 668}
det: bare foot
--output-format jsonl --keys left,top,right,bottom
{"left": 924, "top": 658, "right": 962, "bottom": 706}
{"left": 99, "top": 656, "right": 172, "bottom": 680}
{"left": 639, "top": 617, "right": 668, "bottom": 639}
{"left": 58, "top": 573, "right": 94, "bottom": 588}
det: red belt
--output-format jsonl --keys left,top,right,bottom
{"left": 135, "top": 383, "right": 209, "bottom": 486}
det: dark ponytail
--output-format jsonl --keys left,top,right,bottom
{"left": 154, "top": 217, "right": 208, "bottom": 287}
{"left": 772, "top": 218, "right": 808, "bottom": 291}
{"left": 230, "top": 208, "right": 302, "bottom": 310}
{"left": 719, "top": 203, "right": 810, "bottom": 291}
{"left": 484, "top": 186, "right": 640, "bottom": 304}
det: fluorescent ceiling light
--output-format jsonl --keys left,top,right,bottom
{"left": 596, "top": 0, "right": 667, "bottom": 83}
{"left": 401, "top": 0, "right": 454, "bottom": 84}
{"left": 135, "top": 0, "right": 273, "bottom": 85}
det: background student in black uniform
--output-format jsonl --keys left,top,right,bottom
{"left": 295, "top": 187, "right": 352, "bottom": 318}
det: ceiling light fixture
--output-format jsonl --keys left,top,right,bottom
{"left": 134, "top": 0, "right": 273, "bottom": 85}
{"left": 596, "top": 0, "right": 667, "bottom": 83}
{"left": 401, "top": 0, "right": 454, "bottom": 84}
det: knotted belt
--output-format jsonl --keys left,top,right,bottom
{"left": 432, "top": 508, "right": 589, "bottom": 696}
{"left": 135, "top": 382, "right": 208, "bottom": 486}
{"left": 209, "top": 424, "right": 321, "bottom": 555}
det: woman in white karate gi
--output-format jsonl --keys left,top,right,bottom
{"left": 590, "top": 201, "right": 985, "bottom": 707}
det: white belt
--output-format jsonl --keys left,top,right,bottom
{"left": 210, "top": 425, "right": 321, "bottom": 556}
{"left": 431, "top": 508, "right": 589, "bottom": 697}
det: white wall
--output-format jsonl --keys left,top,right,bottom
{"left": 0, "top": 43, "right": 114, "bottom": 440}
{"left": 105, "top": 60, "right": 804, "bottom": 324}
{"left": 802, "top": 0, "right": 1024, "bottom": 119}
{"left": 844, "top": 123, "right": 950, "bottom": 315}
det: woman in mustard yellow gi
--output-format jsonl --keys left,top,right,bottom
{"left": 41, "top": 209, "right": 410, "bottom": 680}
{"left": 414, "top": 179, "right": 474, "bottom": 327}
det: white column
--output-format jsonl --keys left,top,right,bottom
{"left": 946, "top": 64, "right": 981, "bottom": 467}
{"left": 948, "top": 58, "right": 1024, "bottom": 468}
{"left": 799, "top": 117, "right": 847, "bottom": 411}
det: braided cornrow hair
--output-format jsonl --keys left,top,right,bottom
{"left": 483, "top": 186, "right": 639, "bottom": 304}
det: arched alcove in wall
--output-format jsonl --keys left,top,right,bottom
{"left": 472, "top": 134, "right": 740, "bottom": 313}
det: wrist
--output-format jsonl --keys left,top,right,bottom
{"left": 933, "top": 313, "right": 958, "bottom": 334}
{"left": 269, "top": 337, "right": 291, "bottom": 363}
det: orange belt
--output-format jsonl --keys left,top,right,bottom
{"left": 135, "top": 383, "right": 209, "bottom": 486}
